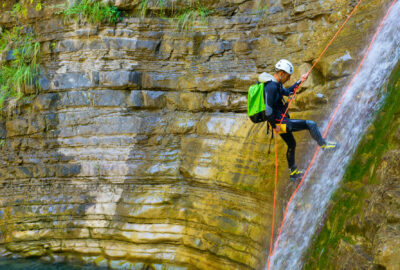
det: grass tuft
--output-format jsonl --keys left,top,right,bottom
{"left": 173, "top": 2, "right": 213, "bottom": 30}
{"left": 57, "top": 0, "right": 122, "bottom": 25}
{"left": 0, "top": 27, "right": 41, "bottom": 109}
{"left": 137, "top": 0, "right": 212, "bottom": 30}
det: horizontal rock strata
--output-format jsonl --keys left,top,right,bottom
{"left": 0, "top": 0, "right": 394, "bottom": 269}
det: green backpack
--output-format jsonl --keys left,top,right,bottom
{"left": 247, "top": 81, "right": 275, "bottom": 153}
{"left": 247, "top": 82, "right": 267, "bottom": 123}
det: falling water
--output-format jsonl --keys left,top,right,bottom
{"left": 268, "top": 1, "right": 400, "bottom": 269}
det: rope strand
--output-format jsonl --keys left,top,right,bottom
{"left": 267, "top": 134, "right": 279, "bottom": 268}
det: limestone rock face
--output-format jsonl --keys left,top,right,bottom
{"left": 0, "top": 0, "right": 394, "bottom": 269}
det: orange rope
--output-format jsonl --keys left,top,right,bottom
{"left": 267, "top": 134, "right": 278, "bottom": 268}
{"left": 266, "top": 0, "right": 398, "bottom": 269}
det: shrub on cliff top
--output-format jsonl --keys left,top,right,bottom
{"left": 58, "top": 0, "right": 122, "bottom": 24}
{"left": 0, "top": 27, "right": 41, "bottom": 108}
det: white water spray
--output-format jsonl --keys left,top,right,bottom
{"left": 268, "top": 2, "right": 400, "bottom": 269}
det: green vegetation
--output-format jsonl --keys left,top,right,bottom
{"left": 174, "top": 3, "right": 213, "bottom": 30}
{"left": 303, "top": 61, "right": 400, "bottom": 269}
{"left": 0, "top": 27, "right": 41, "bottom": 108}
{"left": 0, "top": 139, "right": 5, "bottom": 149}
{"left": 57, "top": 0, "right": 122, "bottom": 24}
{"left": 56, "top": 0, "right": 211, "bottom": 29}
{"left": 11, "top": 0, "right": 42, "bottom": 17}
{"left": 138, "top": 0, "right": 167, "bottom": 18}
{"left": 138, "top": 0, "right": 213, "bottom": 30}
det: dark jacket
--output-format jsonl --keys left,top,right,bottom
{"left": 264, "top": 80, "right": 301, "bottom": 128}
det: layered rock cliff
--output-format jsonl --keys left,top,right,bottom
{"left": 0, "top": 0, "right": 395, "bottom": 269}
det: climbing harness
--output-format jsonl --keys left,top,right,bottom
{"left": 266, "top": 0, "right": 398, "bottom": 269}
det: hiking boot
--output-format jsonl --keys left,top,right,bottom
{"left": 321, "top": 141, "right": 338, "bottom": 151}
{"left": 290, "top": 167, "right": 304, "bottom": 181}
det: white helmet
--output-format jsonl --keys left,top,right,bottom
{"left": 275, "top": 59, "right": 294, "bottom": 75}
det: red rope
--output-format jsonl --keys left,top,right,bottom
{"left": 266, "top": 0, "right": 398, "bottom": 269}
{"left": 267, "top": 134, "right": 278, "bottom": 268}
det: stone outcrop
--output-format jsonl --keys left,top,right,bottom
{"left": 0, "top": 0, "right": 395, "bottom": 269}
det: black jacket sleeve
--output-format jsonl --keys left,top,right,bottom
{"left": 283, "top": 80, "right": 301, "bottom": 95}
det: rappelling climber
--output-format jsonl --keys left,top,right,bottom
{"left": 247, "top": 59, "right": 338, "bottom": 180}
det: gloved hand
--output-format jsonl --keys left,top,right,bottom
{"left": 300, "top": 73, "right": 309, "bottom": 82}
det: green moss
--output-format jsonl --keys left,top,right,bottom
{"left": 303, "top": 61, "right": 400, "bottom": 269}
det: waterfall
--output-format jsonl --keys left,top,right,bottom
{"left": 268, "top": 1, "right": 400, "bottom": 269}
